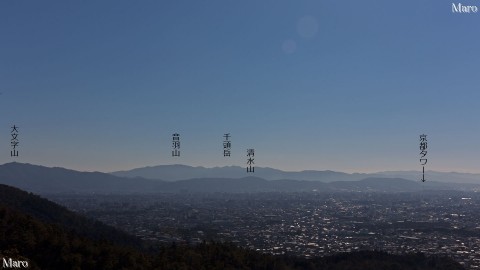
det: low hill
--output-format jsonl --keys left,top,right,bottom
{"left": 0, "top": 184, "right": 142, "bottom": 249}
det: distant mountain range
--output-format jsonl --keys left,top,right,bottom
{"left": 111, "top": 164, "right": 365, "bottom": 182}
{"left": 0, "top": 162, "right": 163, "bottom": 194}
{"left": 111, "top": 164, "right": 480, "bottom": 184}
{"left": 0, "top": 162, "right": 479, "bottom": 194}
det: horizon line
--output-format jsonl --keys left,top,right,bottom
{"left": 2, "top": 162, "right": 480, "bottom": 176}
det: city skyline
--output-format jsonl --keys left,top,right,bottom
{"left": 1, "top": 1, "right": 479, "bottom": 173}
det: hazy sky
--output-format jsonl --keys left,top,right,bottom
{"left": 1, "top": 1, "right": 479, "bottom": 173}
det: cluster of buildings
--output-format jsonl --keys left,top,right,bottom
{"left": 51, "top": 191, "right": 480, "bottom": 269}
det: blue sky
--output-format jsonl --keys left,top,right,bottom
{"left": 1, "top": 1, "right": 479, "bottom": 173}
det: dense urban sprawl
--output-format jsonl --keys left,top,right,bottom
{"left": 50, "top": 191, "right": 480, "bottom": 269}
